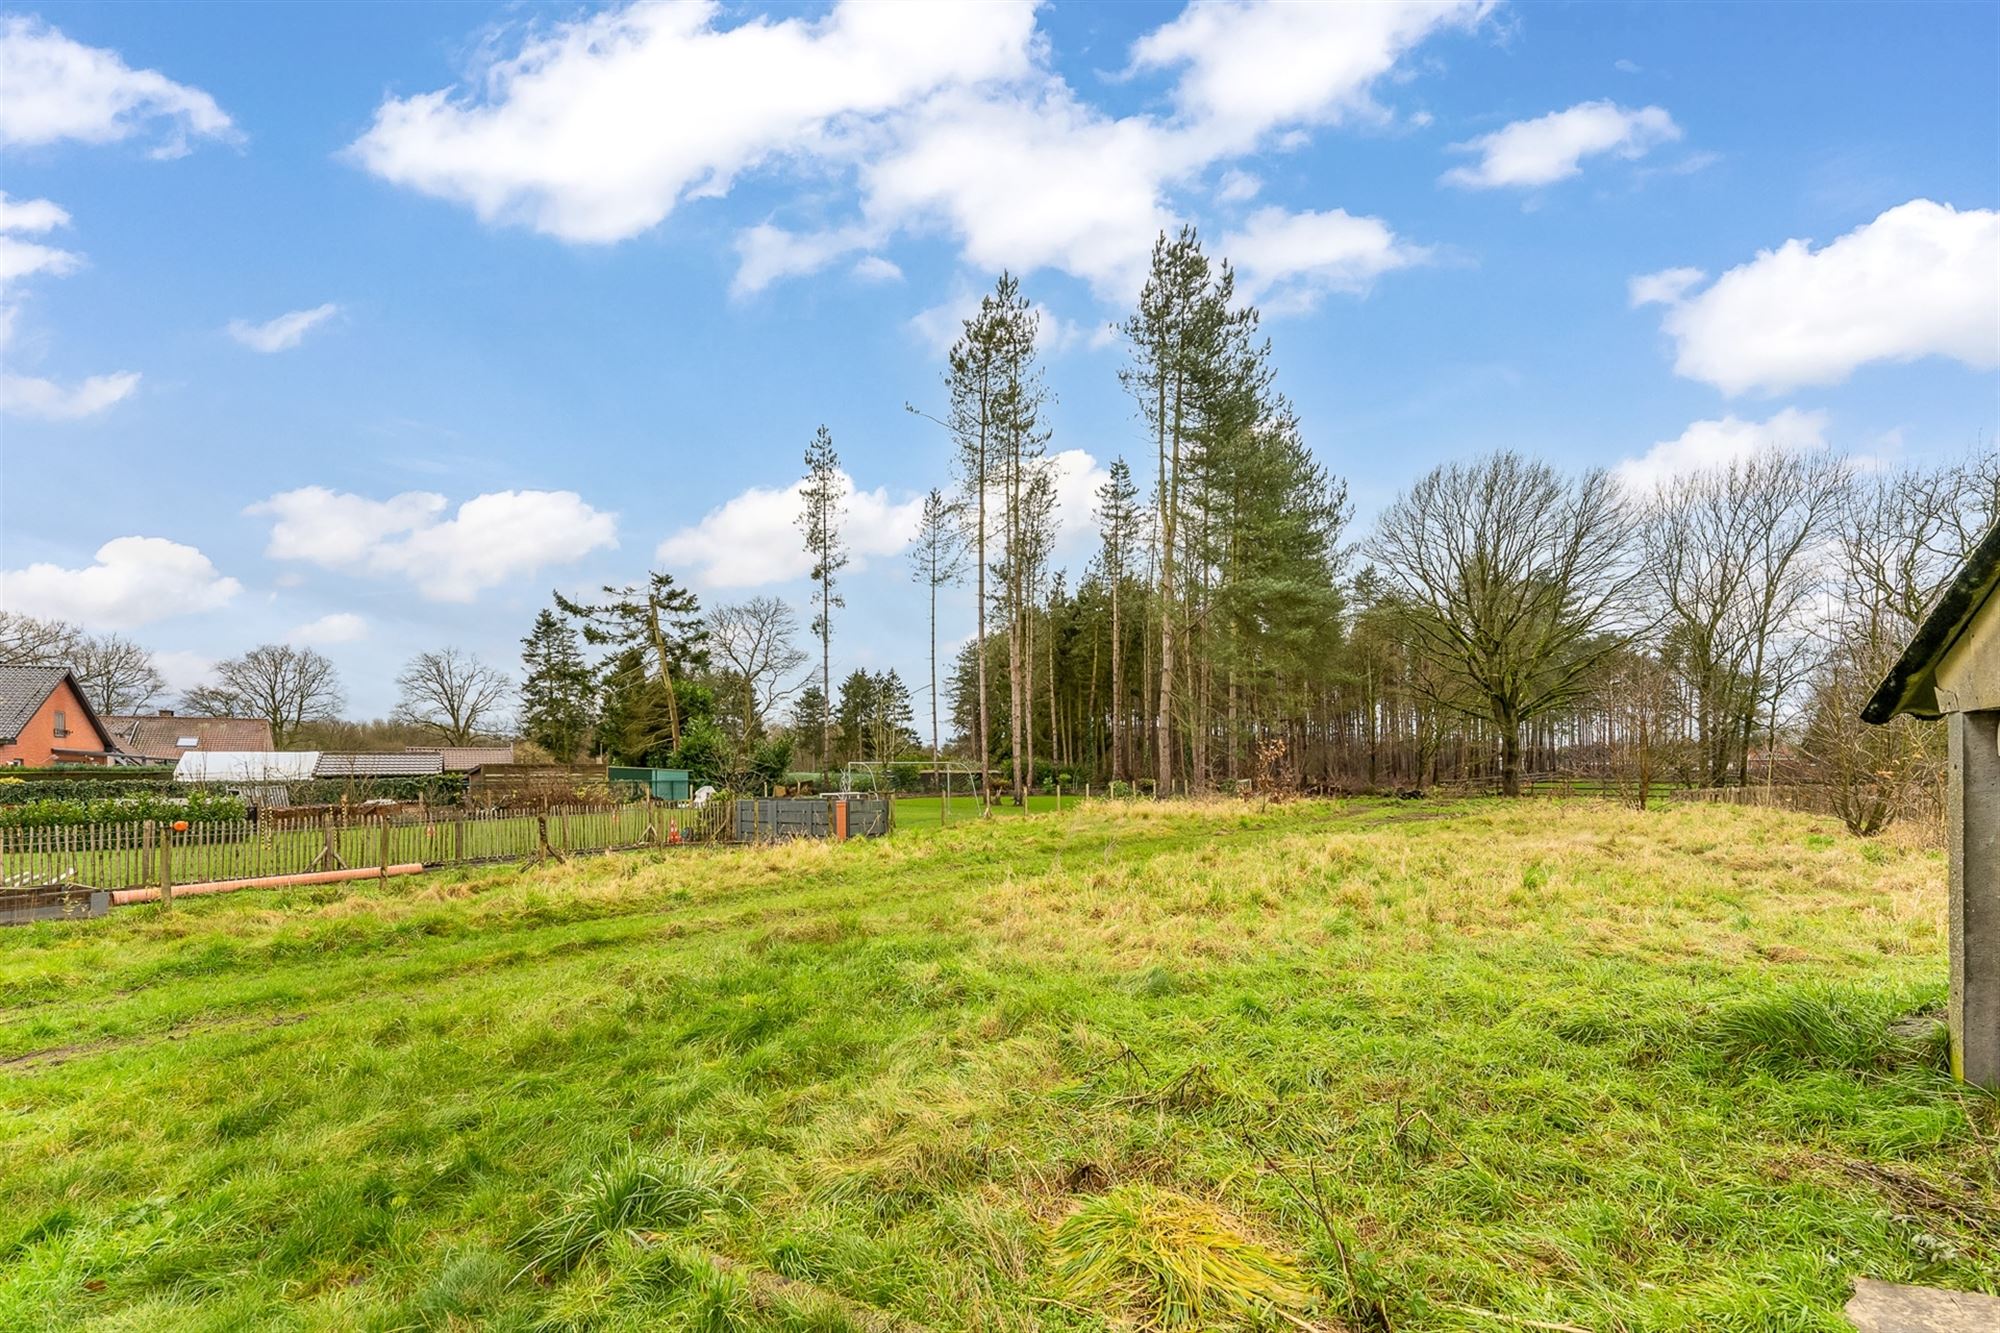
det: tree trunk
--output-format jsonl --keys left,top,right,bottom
{"left": 1109, "top": 572, "right": 1124, "bottom": 782}
{"left": 1500, "top": 713, "right": 1523, "bottom": 798}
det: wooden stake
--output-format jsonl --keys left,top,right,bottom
{"left": 159, "top": 824, "right": 174, "bottom": 911}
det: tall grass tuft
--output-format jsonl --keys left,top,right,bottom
{"left": 1049, "top": 1184, "right": 1312, "bottom": 1329}
{"left": 1700, "top": 989, "right": 1894, "bottom": 1074}
{"left": 514, "top": 1148, "right": 732, "bottom": 1279}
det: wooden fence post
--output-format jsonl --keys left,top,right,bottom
{"left": 454, "top": 815, "right": 465, "bottom": 865}
{"left": 378, "top": 815, "right": 391, "bottom": 879}
{"left": 159, "top": 824, "right": 174, "bottom": 911}
{"left": 141, "top": 819, "right": 156, "bottom": 883}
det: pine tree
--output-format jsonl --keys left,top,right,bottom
{"left": 1095, "top": 457, "right": 1140, "bottom": 782}
{"left": 519, "top": 609, "right": 597, "bottom": 760}
{"left": 798, "top": 425, "right": 847, "bottom": 783}
{"left": 1121, "top": 227, "right": 1233, "bottom": 794}
{"left": 554, "top": 572, "right": 707, "bottom": 749}
{"left": 909, "top": 488, "right": 965, "bottom": 776}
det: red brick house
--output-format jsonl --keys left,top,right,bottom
{"left": 0, "top": 666, "right": 121, "bottom": 766}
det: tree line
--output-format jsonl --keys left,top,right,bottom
{"left": 6, "top": 222, "right": 1992, "bottom": 823}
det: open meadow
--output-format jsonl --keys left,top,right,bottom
{"left": 2, "top": 798, "right": 1994, "bottom": 1331}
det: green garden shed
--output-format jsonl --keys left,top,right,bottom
{"left": 608, "top": 766, "right": 692, "bottom": 801}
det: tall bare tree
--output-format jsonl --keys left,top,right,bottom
{"left": 1642, "top": 450, "right": 1849, "bottom": 785}
{"left": 798, "top": 425, "right": 848, "bottom": 780}
{"left": 1369, "top": 453, "right": 1640, "bottom": 796}
{"left": 183, "top": 644, "right": 344, "bottom": 748}
{"left": 394, "top": 648, "right": 511, "bottom": 745}
{"left": 706, "top": 596, "right": 809, "bottom": 741}
{"left": 908, "top": 488, "right": 966, "bottom": 774}
{"left": 70, "top": 634, "right": 166, "bottom": 715}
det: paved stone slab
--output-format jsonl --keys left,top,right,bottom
{"left": 1846, "top": 1278, "right": 2000, "bottom": 1332}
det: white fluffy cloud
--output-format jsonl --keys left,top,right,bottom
{"left": 0, "top": 370, "right": 141, "bottom": 420}
{"left": 1443, "top": 100, "right": 1680, "bottom": 189}
{"left": 350, "top": 1, "right": 1036, "bottom": 244}
{"left": 0, "top": 194, "right": 141, "bottom": 412}
{"left": 1131, "top": 0, "right": 1491, "bottom": 146}
{"left": 251, "top": 486, "right": 618, "bottom": 602}
{"left": 1, "top": 536, "right": 241, "bottom": 628}
{"left": 0, "top": 191, "right": 71, "bottom": 235}
{"left": 0, "top": 15, "right": 236, "bottom": 156}
{"left": 1613, "top": 407, "right": 1830, "bottom": 492}
{"left": 657, "top": 469, "right": 927, "bottom": 588}
{"left": 1644, "top": 199, "right": 2000, "bottom": 394}
{"left": 657, "top": 451, "right": 1107, "bottom": 589}
{"left": 1627, "top": 265, "right": 1705, "bottom": 308}
{"left": 348, "top": 0, "right": 1460, "bottom": 304}
{"left": 851, "top": 255, "right": 903, "bottom": 283}
{"left": 288, "top": 612, "right": 368, "bottom": 644}
{"left": 1222, "top": 206, "right": 1430, "bottom": 312}
{"left": 228, "top": 303, "right": 340, "bottom": 353}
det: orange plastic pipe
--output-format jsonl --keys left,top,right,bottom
{"left": 110, "top": 863, "right": 424, "bottom": 906}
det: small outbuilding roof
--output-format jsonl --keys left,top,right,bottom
{"left": 1864, "top": 518, "right": 2000, "bottom": 723}
{"left": 405, "top": 745, "right": 514, "bottom": 772}
{"left": 313, "top": 752, "right": 446, "bottom": 778}
{"left": 175, "top": 751, "right": 321, "bottom": 783}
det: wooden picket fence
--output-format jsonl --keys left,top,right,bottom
{"left": 0, "top": 800, "right": 736, "bottom": 896}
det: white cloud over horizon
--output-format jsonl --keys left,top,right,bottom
{"left": 1642, "top": 199, "right": 2000, "bottom": 395}
{"left": 288, "top": 611, "right": 369, "bottom": 644}
{"left": 348, "top": 0, "right": 1470, "bottom": 305}
{"left": 1443, "top": 100, "right": 1681, "bottom": 189}
{"left": 656, "top": 468, "right": 929, "bottom": 588}
{"left": 1, "top": 536, "right": 242, "bottom": 628}
{"left": 0, "top": 370, "right": 141, "bottom": 420}
{"left": 657, "top": 449, "right": 1109, "bottom": 591}
{"left": 251, "top": 486, "right": 618, "bottom": 602}
{"left": 0, "top": 192, "right": 141, "bottom": 414}
{"left": 228, "top": 303, "right": 340, "bottom": 352}
{"left": 1222, "top": 206, "right": 1430, "bottom": 312}
{"left": 0, "top": 15, "right": 237, "bottom": 157}
{"left": 1612, "top": 406, "right": 1831, "bottom": 492}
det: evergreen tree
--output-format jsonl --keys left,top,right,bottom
{"left": 909, "top": 488, "right": 965, "bottom": 774}
{"left": 554, "top": 572, "right": 707, "bottom": 749}
{"left": 1095, "top": 458, "right": 1141, "bottom": 782}
{"left": 790, "top": 684, "right": 831, "bottom": 775}
{"left": 798, "top": 424, "right": 847, "bottom": 781}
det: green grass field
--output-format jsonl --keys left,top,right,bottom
{"left": 2, "top": 798, "right": 1994, "bottom": 1331}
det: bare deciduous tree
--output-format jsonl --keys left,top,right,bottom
{"left": 706, "top": 597, "right": 809, "bottom": 742}
{"left": 183, "top": 644, "right": 345, "bottom": 748}
{"left": 70, "top": 634, "right": 167, "bottom": 715}
{"left": 394, "top": 648, "right": 511, "bottom": 745}
{"left": 1642, "top": 450, "right": 1849, "bottom": 786}
{"left": 0, "top": 611, "right": 83, "bottom": 667}
{"left": 1369, "top": 452, "right": 1640, "bottom": 797}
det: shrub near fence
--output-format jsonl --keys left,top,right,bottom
{"left": 0, "top": 790, "right": 246, "bottom": 830}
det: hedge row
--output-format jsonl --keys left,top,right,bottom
{"left": 287, "top": 775, "right": 469, "bottom": 805}
{"left": 0, "top": 790, "right": 247, "bottom": 830}
{"left": 0, "top": 777, "right": 186, "bottom": 806}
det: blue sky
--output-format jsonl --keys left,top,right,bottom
{"left": 2, "top": 0, "right": 1995, "bottom": 719}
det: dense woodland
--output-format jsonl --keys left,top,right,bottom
{"left": 4, "top": 227, "right": 1994, "bottom": 829}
